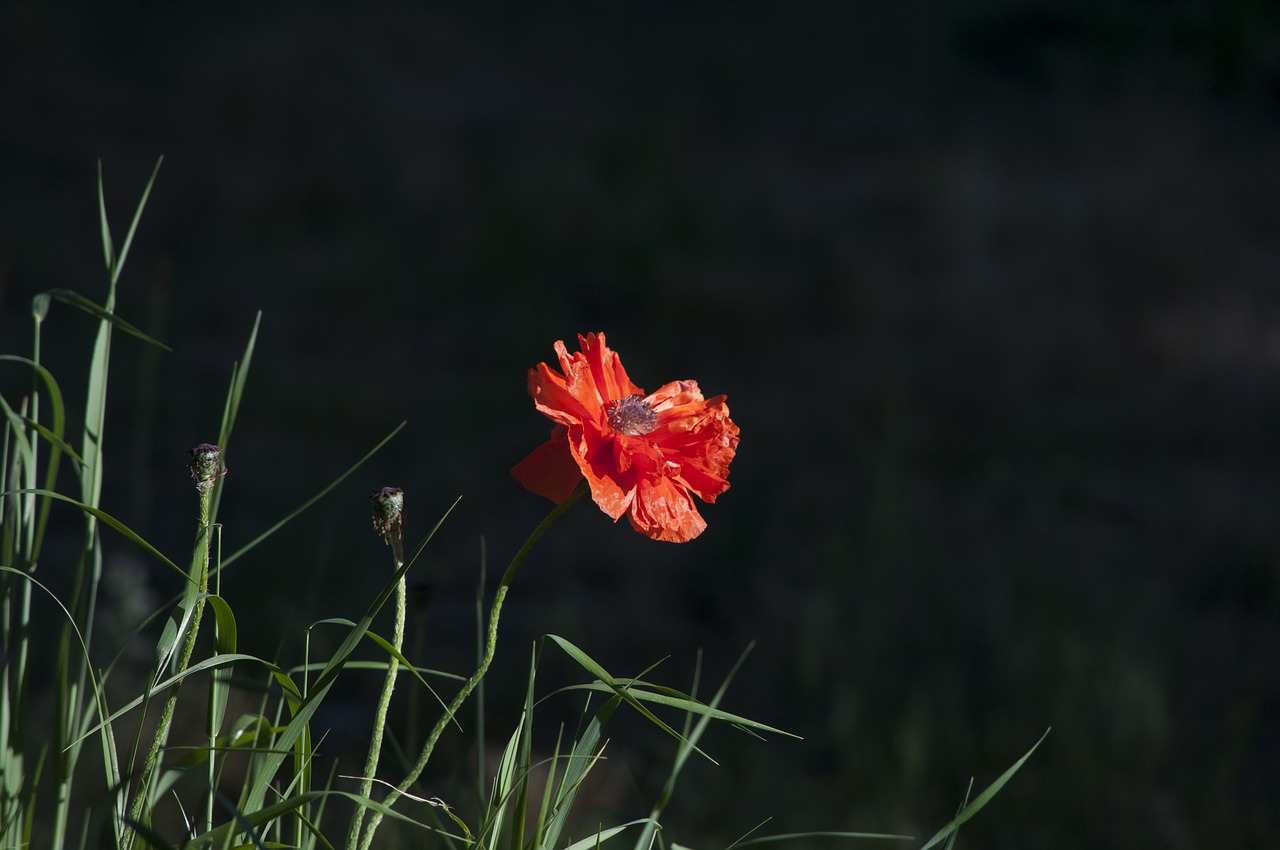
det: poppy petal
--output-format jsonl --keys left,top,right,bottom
{"left": 628, "top": 475, "right": 708, "bottom": 542}
{"left": 647, "top": 379, "right": 704, "bottom": 412}
{"left": 573, "top": 430, "right": 634, "bottom": 520}
{"left": 511, "top": 426, "right": 584, "bottom": 503}
{"left": 580, "top": 332, "right": 645, "bottom": 405}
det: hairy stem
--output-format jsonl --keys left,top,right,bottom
{"left": 356, "top": 482, "right": 587, "bottom": 850}
{"left": 122, "top": 481, "right": 212, "bottom": 847}
{"left": 346, "top": 558, "right": 407, "bottom": 850}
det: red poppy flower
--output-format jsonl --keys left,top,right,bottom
{"left": 512, "top": 332, "right": 739, "bottom": 542}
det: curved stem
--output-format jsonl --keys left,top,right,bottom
{"left": 356, "top": 481, "right": 588, "bottom": 850}
{"left": 345, "top": 568, "right": 406, "bottom": 850}
{"left": 123, "top": 484, "right": 212, "bottom": 848}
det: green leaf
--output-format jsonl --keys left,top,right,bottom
{"left": 560, "top": 682, "right": 797, "bottom": 738}
{"left": 539, "top": 699, "right": 618, "bottom": 850}
{"left": 631, "top": 645, "right": 755, "bottom": 850}
{"left": 0, "top": 355, "right": 75, "bottom": 560}
{"left": 919, "top": 728, "right": 1050, "bottom": 850}
{"left": 210, "top": 311, "right": 261, "bottom": 525}
{"left": 305, "top": 617, "right": 447, "bottom": 700}
{"left": 2, "top": 489, "right": 186, "bottom": 580}
{"left": 546, "top": 635, "right": 714, "bottom": 764}
{"left": 0, "top": 567, "right": 102, "bottom": 745}
{"left": 97, "top": 160, "right": 114, "bottom": 273}
{"left": 207, "top": 594, "right": 238, "bottom": 655}
{"left": 111, "top": 156, "right": 163, "bottom": 286}
{"left": 561, "top": 821, "right": 650, "bottom": 850}
{"left": 69, "top": 653, "right": 264, "bottom": 750}
{"left": 38, "top": 289, "right": 171, "bottom": 350}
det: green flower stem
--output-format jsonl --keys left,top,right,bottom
{"left": 345, "top": 560, "right": 407, "bottom": 850}
{"left": 356, "top": 481, "right": 588, "bottom": 850}
{"left": 122, "top": 480, "right": 213, "bottom": 848}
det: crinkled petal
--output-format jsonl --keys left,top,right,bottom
{"left": 646, "top": 379, "right": 704, "bottom": 412}
{"left": 528, "top": 362, "right": 592, "bottom": 428}
{"left": 627, "top": 475, "right": 707, "bottom": 542}
{"left": 571, "top": 426, "right": 634, "bottom": 520}
{"left": 580, "top": 332, "right": 645, "bottom": 407}
{"left": 649, "top": 394, "right": 739, "bottom": 502}
{"left": 529, "top": 338, "right": 611, "bottom": 427}
{"left": 511, "top": 426, "right": 584, "bottom": 503}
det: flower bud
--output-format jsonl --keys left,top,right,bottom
{"left": 188, "top": 443, "right": 222, "bottom": 493}
{"left": 370, "top": 486, "right": 405, "bottom": 547}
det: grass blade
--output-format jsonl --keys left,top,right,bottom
{"left": 39, "top": 290, "right": 171, "bottom": 351}
{"left": 918, "top": 729, "right": 1050, "bottom": 850}
{"left": 3, "top": 489, "right": 185, "bottom": 580}
{"left": 218, "top": 420, "right": 408, "bottom": 571}
{"left": 210, "top": 311, "right": 261, "bottom": 526}
{"left": 111, "top": 156, "right": 163, "bottom": 286}
{"left": 546, "top": 634, "right": 714, "bottom": 764}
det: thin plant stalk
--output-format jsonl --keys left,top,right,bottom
{"left": 122, "top": 445, "right": 220, "bottom": 848}
{"left": 355, "top": 481, "right": 588, "bottom": 850}
{"left": 346, "top": 487, "right": 408, "bottom": 850}
{"left": 205, "top": 521, "right": 224, "bottom": 835}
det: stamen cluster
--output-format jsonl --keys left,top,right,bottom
{"left": 606, "top": 394, "right": 659, "bottom": 436}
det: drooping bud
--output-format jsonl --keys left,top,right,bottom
{"left": 188, "top": 444, "right": 223, "bottom": 493}
{"left": 370, "top": 486, "right": 405, "bottom": 549}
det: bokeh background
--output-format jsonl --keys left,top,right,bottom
{"left": 3, "top": 2, "right": 1280, "bottom": 847}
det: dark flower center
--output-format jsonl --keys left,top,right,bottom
{"left": 606, "top": 394, "right": 659, "bottom": 436}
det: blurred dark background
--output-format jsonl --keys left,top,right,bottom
{"left": 3, "top": 2, "right": 1280, "bottom": 847}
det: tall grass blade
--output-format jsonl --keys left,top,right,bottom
{"left": 110, "top": 157, "right": 163, "bottom": 287}
{"left": 96, "top": 161, "right": 114, "bottom": 274}
{"left": 4, "top": 489, "right": 186, "bottom": 580}
{"left": 210, "top": 311, "right": 261, "bottom": 525}
{"left": 546, "top": 635, "right": 713, "bottom": 764}
{"left": 0, "top": 355, "right": 73, "bottom": 560}
{"left": 562, "top": 682, "right": 796, "bottom": 738}
{"left": 562, "top": 822, "right": 649, "bottom": 850}
{"left": 538, "top": 698, "right": 618, "bottom": 850}
{"left": 630, "top": 645, "right": 754, "bottom": 850}
{"left": 38, "top": 290, "right": 170, "bottom": 350}
{"left": 918, "top": 729, "right": 1049, "bottom": 850}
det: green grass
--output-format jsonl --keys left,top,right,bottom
{"left": 0, "top": 163, "right": 1041, "bottom": 849}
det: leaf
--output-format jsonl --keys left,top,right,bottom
{"left": 558, "top": 682, "right": 797, "bottom": 738}
{"left": 539, "top": 699, "right": 618, "bottom": 850}
{"left": 0, "top": 354, "right": 75, "bottom": 560}
{"left": 919, "top": 729, "right": 1050, "bottom": 850}
{"left": 68, "top": 653, "right": 263, "bottom": 750}
{"left": 111, "top": 156, "right": 163, "bottom": 286}
{"left": 547, "top": 635, "right": 714, "bottom": 764}
{"left": 207, "top": 594, "right": 239, "bottom": 656}
{"left": 2, "top": 489, "right": 186, "bottom": 580}
{"left": 562, "top": 821, "right": 650, "bottom": 850}
{"left": 39, "top": 289, "right": 170, "bottom": 350}
{"left": 210, "top": 311, "right": 261, "bottom": 525}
